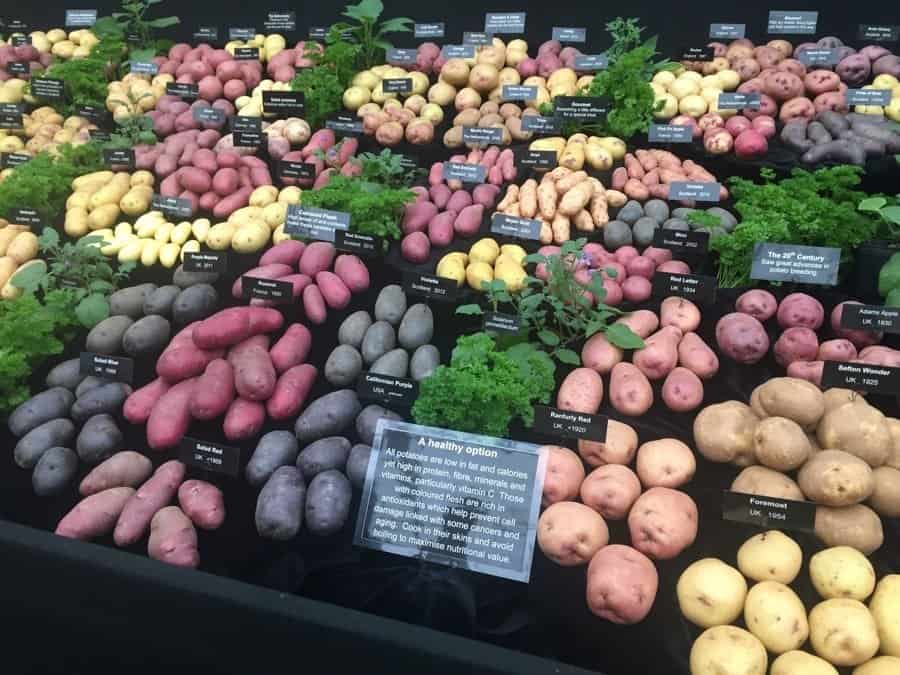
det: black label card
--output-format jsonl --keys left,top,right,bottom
{"left": 533, "top": 405, "right": 608, "bottom": 443}
{"left": 183, "top": 251, "right": 227, "bottom": 273}
{"left": 79, "top": 352, "right": 134, "bottom": 383}
{"left": 194, "top": 26, "right": 219, "bottom": 42}
{"left": 383, "top": 78, "right": 413, "bottom": 94}
{"left": 89, "top": 129, "right": 111, "bottom": 142}
{"left": 491, "top": 214, "right": 541, "bottom": 240}
{"left": 768, "top": 10, "right": 818, "bottom": 34}
{"left": 442, "top": 162, "right": 487, "bottom": 184}
{"left": 573, "top": 54, "right": 608, "bottom": 71}
{"left": 0, "top": 152, "right": 30, "bottom": 169}
{"left": 710, "top": 23, "right": 746, "bottom": 39}
{"left": 485, "top": 12, "right": 526, "bottom": 34}
{"left": 681, "top": 46, "right": 715, "bottom": 61}
{"left": 7, "top": 20, "right": 27, "bottom": 31}
{"left": 358, "top": 373, "right": 418, "bottom": 407}
{"left": 192, "top": 106, "right": 226, "bottom": 124}
{"left": 502, "top": 85, "right": 538, "bottom": 101}
{"left": 279, "top": 160, "right": 316, "bottom": 180}
{"left": 232, "top": 116, "right": 262, "bottom": 147}
{"left": 462, "top": 126, "right": 504, "bottom": 145}
{"left": 10, "top": 35, "right": 30, "bottom": 47}
{"left": 229, "top": 27, "right": 256, "bottom": 41}
{"left": 6, "top": 62, "right": 28, "bottom": 76}
{"left": 75, "top": 104, "right": 109, "bottom": 126}
{"left": 129, "top": 61, "right": 159, "bottom": 75}
{"left": 554, "top": 96, "right": 609, "bottom": 120}
{"left": 326, "top": 116, "right": 363, "bottom": 135}
{"left": 7, "top": 208, "right": 43, "bottom": 229}
{"left": 151, "top": 194, "right": 193, "bottom": 219}
{"left": 308, "top": 26, "right": 327, "bottom": 40}
{"left": 166, "top": 83, "right": 199, "bottom": 100}
{"left": 30, "top": 78, "right": 65, "bottom": 101}
{"left": 668, "top": 181, "right": 721, "bottom": 202}
{"left": 552, "top": 27, "right": 586, "bottom": 42}
{"left": 414, "top": 22, "right": 445, "bottom": 38}
{"left": 840, "top": 304, "right": 900, "bottom": 334}
{"left": 846, "top": 89, "right": 892, "bottom": 106}
{"left": 233, "top": 47, "right": 260, "bottom": 61}
{"left": 484, "top": 311, "right": 522, "bottom": 334}
{"left": 520, "top": 115, "right": 561, "bottom": 134}
{"left": 179, "top": 438, "right": 240, "bottom": 477}
{"left": 718, "top": 92, "right": 761, "bottom": 109}
{"left": 798, "top": 48, "right": 839, "bottom": 66}
{"left": 648, "top": 123, "right": 693, "bottom": 143}
{"left": 463, "top": 31, "right": 493, "bottom": 46}
{"left": 652, "top": 229, "right": 710, "bottom": 255}
{"left": 264, "top": 11, "right": 296, "bottom": 32}
{"left": 515, "top": 149, "right": 557, "bottom": 169}
{"left": 102, "top": 149, "right": 135, "bottom": 170}
{"left": 441, "top": 44, "right": 476, "bottom": 59}
{"left": 0, "top": 107, "right": 22, "bottom": 129}
{"left": 284, "top": 205, "right": 350, "bottom": 241}
{"left": 66, "top": 10, "right": 97, "bottom": 27}
{"left": 859, "top": 24, "right": 899, "bottom": 42}
{"left": 241, "top": 276, "right": 293, "bottom": 302}
{"left": 750, "top": 242, "right": 840, "bottom": 285}
{"left": 262, "top": 90, "right": 305, "bottom": 116}
{"left": 334, "top": 230, "right": 382, "bottom": 257}
{"left": 723, "top": 491, "right": 815, "bottom": 533}
{"left": 404, "top": 272, "right": 458, "bottom": 302}
{"left": 821, "top": 361, "right": 900, "bottom": 395}
{"left": 652, "top": 272, "right": 717, "bottom": 305}
{"left": 386, "top": 48, "right": 416, "bottom": 64}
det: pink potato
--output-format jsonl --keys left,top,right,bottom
{"left": 633, "top": 326, "right": 682, "bottom": 380}
{"left": 610, "top": 362, "right": 654, "bottom": 416}
{"left": 298, "top": 241, "right": 336, "bottom": 277}
{"left": 578, "top": 420, "right": 639, "bottom": 467}
{"left": 228, "top": 335, "right": 277, "bottom": 401}
{"left": 454, "top": 204, "right": 484, "bottom": 237}
{"left": 734, "top": 129, "right": 768, "bottom": 159}
{"left": 212, "top": 186, "right": 252, "bottom": 218}
{"left": 266, "top": 363, "right": 317, "bottom": 421}
{"left": 804, "top": 69, "right": 841, "bottom": 94}
{"left": 269, "top": 324, "right": 312, "bottom": 373}
{"left": 831, "top": 301, "right": 883, "bottom": 348}
{"left": 751, "top": 115, "right": 776, "bottom": 139}
{"left": 212, "top": 167, "right": 239, "bottom": 196}
{"left": 123, "top": 377, "right": 171, "bottom": 424}
{"left": 745, "top": 93, "right": 778, "bottom": 120}
{"left": 542, "top": 446, "right": 587, "bottom": 507}
{"left": 774, "top": 326, "right": 820, "bottom": 367}
{"left": 735, "top": 289, "right": 777, "bottom": 321}
{"left": 147, "top": 378, "right": 198, "bottom": 449}
{"left": 628, "top": 487, "right": 698, "bottom": 560}
{"left": 315, "top": 271, "right": 351, "bottom": 310}
{"left": 656, "top": 260, "right": 691, "bottom": 275}
{"left": 777, "top": 292, "right": 824, "bottom": 330}
{"left": 625, "top": 255, "right": 655, "bottom": 280}
{"left": 786, "top": 359, "right": 824, "bottom": 386}
{"left": 113, "top": 460, "right": 186, "bottom": 546}
{"left": 189, "top": 358, "right": 235, "bottom": 420}
{"left": 716, "top": 312, "right": 770, "bottom": 364}
{"left": 223, "top": 397, "right": 266, "bottom": 441}
{"left": 603, "top": 279, "right": 624, "bottom": 306}
{"left": 428, "top": 211, "right": 456, "bottom": 246}
{"left": 778, "top": 96, "right": 815, "bottom": 123}
{"left": 662, "top": 367, "right": 704, "bottom": 412}
{"left": 177, "top": 480, "right": 225, "bottom": 530}
{"left": 818, "top": 339, "right": 858, "bottom": 362}
{"left": 148, "top": 506, "right": 199, "bottom": 568}
{"left": 190, "top": 148, "right": 217, "bottom": 174}
{"left": 860, "top": 346, "right": 900, "bottom": 367}
{"left": 581, "top": 332, "right": 624, "bottom": 374}
{"left": 401, "top": 232, "right": 431, "bottom": 263}
{"left": 333, "top": 255, "right": 370, "bottom": 293}
{"left": 302, "top": 285, "right": 327, "bottom": 325}
{"left": 580, "top": 465, "right": 642, "bottom": 520}
{"left": 79, "top": 452, "right": 153, "bottom": 496}
{"left": 613, "top": 246, "right": 640, "bottom": 266}
{"left": 622, "top": 276, "right": 652, "bottom": 303}
{"left": 615, "top": 309, "right": 659, "bottom": 339}
{"left": 642, "top": 247, "right": 672, "bottom": 267}
{"left": 193, "top": 307, "right": 250, "bottom": 349}
{"left": 56, "top": 487, "right": 136, "bottom": 541}
{"left": 586, "top": 545, "right": 658, "bottom": 624}
{"left": 725, "top": 115, "right": 752, "bottom": 136}
{"left": 763, "top": 71, "right": 803, "bottom": 101}
{"left": 260, "top": 240, "right": 306, "bottom": 267}
{"left": 556, "top": 367, "right": 604, "bottom": 414}
{"left": 537, "top": 501, "right": 609, "bottom": 566}
{"left": 179, "top": 166, "right": 212, "bottom": 194}
{"left": 660, "top": 296, "right": 700, "bottom": 333}
{"left": 677, "top": 332, "right": 719, "bottom": 380}
{"left": 813, "top": 91, "right": 849, "bottom": 114}
{"left": 636, "top": 439, "right": 696, "bottom": 489}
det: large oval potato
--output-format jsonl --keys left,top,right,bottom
{"left": 580, "top": 464, "right": 642, "bottom": 520}
{"left": 815, "top": 504, "right": 884, "bottom": 555}
{"left": 542, "top": 445, "right": 586, "bottom": 506}
{"left": 689, "top": 626, "right": 767, "bottom": 675}
{"left": 869, "top": 575, "right": 900, "bottom": 657}
{"left": 577, "top": 419, "right": 638, "bottom": 466}
{"left": 809, "top": 598, "right": 879, "bottom": 666}
{"left": 752, "top": 416, "right": 810, "bottom": 471}
{"left": 817, "top": 401, "right": 891, "bottom": 468}
{"left": 609, "top": 362, "right": 653, "bottom": 416}
{"left": 628, "top": 487, "right": 698, "bottom": 560}
{"left": 799, "top": 450, "right": 874, "bottom": 506}
{"left": 556, "top": 367, "right": 603, "bottom": 413}
{"left": 693, "top": 401, "right": 758, "bottom": 466}
{"left": 635, "top": 438, "right": 695, "bottom": 488}
{"left": 581, "top": 332, "right": 623, "bottom": 374}
{"left": 731, "top": 466, "right": 805, "bottom": 501}
{"left": 757, "top": 377, "right": 825, "bottom": 430}
{"left": 770, "top": 651, "right": 837, "bottom": 675}
{"left": 810, "top": 546, "right": 876, "bottom": 601}
{"left": 537, "top": 501, "right": 609, "bottom": 566}
{"left": 737, "top": 530, "right": 803, "bottom": 584}
{"left": 677, "top": 558, "right": 747, "bottom": 628}
{"left": 744, "top": 580, "right": 809, "bottom": 654}
{"left": 586, "top": 544, "right": 658, "bottom": 624}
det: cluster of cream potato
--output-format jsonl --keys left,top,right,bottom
{"left": 854, "top": 74, "right": 900, "bottom": 120}
{"left": 0, "top": 221, "right": 40, "bottom": 301}
{"left": 64, "top": 170, "right": 157, "bottom": 238}
{"left": 651, "top": 67, "right": 742, "bottom": 120}
{"left": 106, "top": 72, "right": 174, "bottom": 123}
{"left": 530, "top": 133, "right": 626, "bottom": 173}
{"left": 224, "top": 33, "right": 288, "bottom": 62}
{"left": 0, "top": 108, "right": 92, "bottom": 164}
{"left": 344, "top": 65, "right": 438, "bottom": 112}
{"left": 1, "top": 29, "right": 97, "bottom": 59}
{"left": 235, "top": 78, "right": 294, "bottom": 117}
{"left": 0, "top": 78, "right": 28, "bottom": 105}
{"left": 436, "top": 239, "right": 527, "bottom": 292}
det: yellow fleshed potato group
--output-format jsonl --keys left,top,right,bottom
{"left": 436, "top": 238, "right": 526, "bottom": 292}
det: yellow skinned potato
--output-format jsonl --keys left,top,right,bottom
{"left": 743, "top": 581, "right": 808, "bottom": 654}
{"left": 809, "top": 599, "right": 879, "bottom": 666}
{"left": 771, "top": 651, "right": 837, "bottom": 675}
{"left": 809, "top": 546, "right": 876, "bottom": 601}
{"left": 158, "top": 243, "right": 181, "bottom": 268}
{"left": 677, "top": 558, "right": 747, "bottom": 628}
{"left": 87, "top": 204, "right": 120, "bottom": 231}
{"left": 206, "top": 223, "right": 235, "bottom": 250}
{"left": 689, "top": 626, "right": 767, "bottom": 675}
{"left": 737, "top": 530, "right": 803, "bottom": 584}
{"left": 869, "top": 575, "right": 900, "bottom": 656}
{"left": 231, "top": 223, "right": 270, "bottom": 253}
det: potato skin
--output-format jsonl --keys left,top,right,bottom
{"left": 737, "top": 530, "right": 803, "bottom": 584}
{"left": 14, "top": 418, "right": 76, "bottom": 469}
{"left": 294, "top": 389, "right": 361, "bottom": 444}
{"left": 689, "top": 626, "right": 767, "bottom": 675}
{"left": 693, "top": 400, "right": 759, "bottom": 466}
{"left": 867, "top": 466, "right": 900, "bottom": 517}
{"left": 80, "top": 451, "right": 153, "bottom": 496}
{"left": 854, "top": 657, "right": 900, "bottom": 675}
{"left": 628, "top": 487, "right": 698, "bottom": 560}
{"left": 245, "top": 430, "right": 299, "bottom": 488}
{"left": 615, "top": 309, "right": 659, "bottom": 338}
{"left": 810, "top": 546, "right": 875, "bottom": 601}
{"left": 580, "top": 464, "right": 641, "bottom": 520}
{"left": 542, "top": 445, "right": 586, "bottom": 506}
{"left": 777, "top": 292, "right": 824, "bottom": 330}
{"left": 758, "top": 377, "right": 825, "bottom": 431}
{"left": 716, "top": 312, "right": 770, "bottom": 364}
{"left": 71, "top": 382, "right": 131, "bottom": 423}
{"left": 586, "top": 544, "right": 658, "bottom": 624}
{"left": 538, "top": 501, "right": 609, "bottom": 566}
{"left": 818, "top": 401, "right": 891, "bottom": 468}
{"left": 744, "top": 580, "right": 809, "bottom": 654}
{"left": 177, "top": 480, "right": 225, "bottom": 530}
{"left": 577, "top": 419, "right": 638, "bottom": 467}
{"left": 731, "top": 466, "right": 805, "bottom": 501}
{"left": 735, "top": 289, "right": 777, "bottom": 321}
{"left": 753, "top": 416, "right": 811, "bottom": 472}
{"left": 677, "top": 332, "right": 719, "bottom": 379}
{"left": 770, "top": 651, "right": 837, "bottom": 675}
{"left": 815, "top": 504, "right": 883, "bottom": 555}
{"left": 677, "top": 558, "right": 747, "bottom": 628}
{"left": 662, "top": 366, "right": 704, "bottom": 412}
{"left": 148, "top": 506, "right": 199, "bottom": 569}
{"left": 799, "top": 450, "right": 874, "bottom": 506}
{"left": 609, "top": 362, "right": 653, "bottom": 416}
{"left": 633, "top": 326, "right": 681, "bottom": 381}
{"left": 869, "top": 575, "right": 900, "bottom": 656}
{"left": 556, "top": 367, "right": 603, "bottom": 413}
{"left": 305, "top": 469, "right": 352, "bottom": 536}
{"left": 581, "top": 332, "right": 623, "bottom": 374}
{"left": 32, "top": 447, "right": 78, "bottom": 497}
{"left": 809, "top": 598, "right": 879, "bottom": 666}
{"left": 113, "top": 460, "right": 186, "bottom": 547}
{"left": 256, "top": 466, "right": 306, "bottom": 540}
{"left": 76, "top": 413, "right": 124, "bottom": 465}
{"left": 296, "top": 436, "right": 352, "bottom": 480}
{"left": 56, "top": 487, "right": 135, "bottom": 540}
{"left": 9, "top": 387, "right": 75, "bottom": 437}
{"left": 660, "top": 296, "right": 700, "bottom": 332}
{"left": 635, "top": 438, "right": 695, "bottom": 488}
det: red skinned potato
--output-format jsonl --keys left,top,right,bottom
{"left": 269, "top": 324, "right": 312, "bottom": 373}
{"left": 763, "top": 71, "right": 804, "bottom": 101}
{"left": 580, "top": 465, "right": 642, "bottom": 520}
{"left": 537, "top": 501, "right": 609, "bottom": 566}
{"left": 656, "top": 260, "right": 691, "bottom": 275}
{"left": 577, "top": 420, "right": 639, "bottom": 467}
{"left": 704, "top": 128, "right": 733, "bottom": 155}
{"left": 745, "top": 93, "right": 778, "bottom": 120}
{"left": 260, "top": 240, "right": 305, "bottom": 267}
{"left": 302, "top": 285, "right": 327, "bottom": 325}
{"left": 147, "top": 378, "right": 198, "bottom": 449}
{"left": 401, "top": 232, "right": 431, "bottom": 263}
{"left": 193, "top": 307, "right": 251, "bottom": 348}
{"left": 813, "top": 91, "right": 849, "bottom": 114}
{"left": 315, "top": 271, "right": 351, "bottom": 310}
{"left": 662, "top": 367, "right": 704, "bottom": 412}
{"left": 298, "top": 241, "right": 336, "bottom": 277}
{"left": 736, "top": 289, "right": 778, "bottom": 321}
{"left": 114, "top": 460, "right": 186, "bottom": 547}
{"left": 755, "top": 46, "right": 783, "bottom": 69}
{"left": 556, "top": 367, "right": 604, "bottom": 413}
{"left": 779, "top": 96, "right": 816, "bottom": 123}
{"left": 56, "top": 487, "right": 136, "bottom": 541}
{"left": 733, "top": 58, "right": 761, "bottom": 81}
{"left": 178, "top": 480, "right": 225, "bottom": 530}
{"left": 454, "top": 204, "right": 484, "bottom": 237}
{"left": 734, "top": 129, "right": 768, "bottom": 158}
{"left": 586, "top": 545, "right": 658, "bottom": 624}
{"left": 228, "top": 335, "right": 276, "bottom": 401}
{"left": 786, "top": 360, "right": 824, "bottom": 386}
{"left": 776, "top": 58, "right": 806, "bottom": 77}
{"left": 777, "top": 292, "right": 824, "bottom": 330}
{"left": 189, "top": 358, "right": 234, "bottom": 419}
{"left": 716, "top": 313, "right": 770, "bottom": 364}
{"left": 818, "top": 339, "right": 857, "bottom": 362}
{"left": 266, "top": 363, "right": 317, "bottom": 421}
{"left": 751, "top": 115, "right": 776, "bottom": 139}
{"left": 609, "top": 362, "right": 654, "bottom": 416}
{"left": 725, "top": 115, "right": 752, "bottom": 136}
{"left": 615, "top": 310, "right": 659, "bottom": 339}
{"left": 542, "top": 446, "right": 586, "bottom": 507}
{"left": 428, "top": 211, "right": 455, "bottom": 246}
{"left": 831, "top": 301, "right": 882, "bottom": 348}
{"left": 402, "top": 200, "right": 438, "bottom": 235}
{"left": 633, "top": 326, "right": 682, "bottom": 380}
{"left": 622, "top": 276, "right": 652, "bottom": 303}
{"left": 660, "top": 297, "right": 700, "bottom": 333}
{"left": 581, "top": 332, "right": 624, "bottom": 374}
{"left": 223, "top": 397, "right": 266, "bottom": 441}
{"left": 678, "top": 332, "right": 719, "bottom": 379}
{"left": 774, "top": 327, "right": 819, "bottom": 367}
{"left": 636, "top": 439, "right": 696, "bottom": 489}
{"left": 79, "top": 452, "right": 153, "bottom": 496}
{"left": 148, "top": 506, "right": 199, "bottom": 569}
{"left": 333, "top": 255, "right": 370, "bottom": 293}
{"left": 804, "top": 69, "right": 841, "bottom": 95}
{"left": 628, "top": 487, "right": 698, "bottom": 560}
{"left": 123, "top": 377, "right": 171, "bottom": 424}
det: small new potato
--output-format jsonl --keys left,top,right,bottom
{"left": 737, "top": 530, "right": 802, "bottom": 584}
{"left": 689, "top": 626, "right": 767, "bottom": 675}
{"left": 677, "top": 558, "right": 747, "bottom": 628}
{"left": 537, "top": 501, "right": 609, "bottom": 566}
{"left": 771, "top": 651, "right": 838, "bottom": 675}
{"left": 869, "top": 575, "right": 900, "bottom": 656}
{"left": 810, "top": 546, "right": 876, "bottom": 601}
{"left": 744, "top": 581, "right": 809, "bottom": 654}
{"left": 809, "top": 599, "right": 879, "bottom": 666}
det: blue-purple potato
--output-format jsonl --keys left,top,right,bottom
{"left": 716, "top": 312, "right": 770, "bottom": 364}
{"left": 586, "top": 544, "right": 658, "bottom": 624}
{"left": 338, "top": 311, "right": 373, "bottom": 349}
{"left": 360, "top": 320, "right": 396, "bottom": 365}
{"left": 71, "top": 382, "right": 131, "bottom": 423}
{"left": 76, "top": 414, "right": 123, "bottom": 465}
{"left": 410, "top": 344, "right": 440, "bottom": 382}
{"left": 294, "top": 389, "right": 361, "bottom": 443}
{"left": 143, "top": 284, "right": 182, "bottom": 317}
{"left": 173, "top": 264, "right": 219, "bottom": 289}
{"left": 246, "top": 430, "right": 299, "bottom": 487}
{"left": 122, "top": 315, "right": 172, "bottom": 357}
{"left": 8, "top": 387, "right": 75, "bottom": 437}
{"left": 45, "top": 358, "right": 87, "bottom": 390}
{"left": 109, "top": 283, "right": 157, "bottom": 318}
{"left": 296, "top": 436, "right": 352, "bottom": 480}
{"left": 346, "top": 444, "right": 372, "bottom": 489}
{"left": 356, "top": 404, "right": 403, "bottom": 445}
{"left": 32, "top": 446, "right": 79, "bottom": 496}
{"left": 370, "top": 348, "right": 409, "bottom": 377}
{"left": 374, "top": 284, "right": 407, "bottom": 325}
{"left": 85, "top": 315, "right": 134, "bottom": 355}
{"left": 324, "top": 345, "right": 363, "bottom": 386}
{"left": 13, "top": 418, "right": 76, "bottom": 469}
{"left": 305, "top": 470, "right": 352, "bottom": 536}
{"left": 76, "top": 376, "right": 111, "bottom": 398}
{"left": 172, "top": 284, "right": 219, "bottom": 325}
{"left": 398, "top": 303, "right": 434, "bottom": 350}
{"left": 255, "top": 466, "right": 306, "bottom": 540}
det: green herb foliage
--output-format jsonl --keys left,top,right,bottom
{"left": 0, "top": 290, "right": 81, "bottom": 415}
{"left": 358, "top": 149, "right": 425, "bottom": 188}
{"left": 457, "top": 239, "right": 644, "bottom": 366}
{"left": 43, "top": 37, "right": 125, "bottom": 116}
{"left": 105, "top": 114, "right": 158, "bottom": 149}
{"left": 412, "top": 333, "right": 556, "bottom": 437}
{"left": 291, "top": 27, "right": 361, "bottom": 128}
{"left": 332, "top": 0, "right": 412, "bottom": 70}
{"left": 858, "top": 195, "right": 900, "bottom": 240}
{"left": 299, "top": 175, "right": 414, "bottom": 240}
{"left": 0, "top": 143, "right": 104, "bottom": 223}
{"left": 713, "top": 167, "right": 880, "bottom": 287}
{"left": 92, "top": 0, "right": 179, "bottom": 61}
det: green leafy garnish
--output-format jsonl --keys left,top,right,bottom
{"left": 358, "top": 149, "right": 425, "bottom": 188}
{"left": 332, "top": 0, "right": 412, "bottom": 70}
{"left": 291, "top": 27, "right": 361, "bottom": 128}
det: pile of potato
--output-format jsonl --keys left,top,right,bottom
{"left": 695, "top": 377, "right": 899, "bottom": 554}
{"left": 7, "top": 28, "right": 98, "bottom": 59}
{"left": 356, "top": 99, "right": 438, "bottom": 147}
{"left": 0, "top": 221, "right": 39, "bottom": 300}
{"left": 344, "top": 65, "right": 430, "bottom": 110}
{"left": 64, "top": 169, "right": 155, "bottom": 238}
{"left": 680, "top": 530, "right": 900, "bottom": 673}
{"left": 436, "top": 239, "right": 527, "bottom": 292}
{"left": 443, "top": 102, "right": 531, "bottom": 148}
{"left": 0, "top": 78, "right": 28, "bottom": 105}
{"left": 652, "top": 68, "right": 741, "bottom": 120}
{"left": 611, "top": 149, "right": 728, "bottom": 203}
{"left": 106, "top": 72, "right": 170, "bottom": 123}
{"left": 529, "top": 133, "right": 626, "bottom": 172}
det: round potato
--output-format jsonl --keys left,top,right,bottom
{"left": 809, "top": 598, "right": 879, "bottom": 666}
{"left": 737, "top": 530, "right": 803, "bottom": 584}
{"left": 731, "top": 465, "right": 805, "bottom": 501}
{"left": 693, "top": 400, "right": 759, "bottom": 466}
{"left": 869, "top": 575, "right": 900, "bottom": 656}
{"left": 770, "top": 651, "right": 838, "bottom": 675}
{"left": 815, "top": 504, "right": 884, "bottom": 555}
{"left": 635, "top": 438, "right": 696, "bottom": 488}
{"left": 867, "top": 466, "right": 900, "bottom": 517}
{"left": 854, "top": 656, "right": 900, "bottom": 675}
{"left": 799, "top": 450, "right": 874, "bottom": 506}
{"left": 824, "top": 387, "right": 862, "bottom": 413}
{"left": 749, "top": 384, "right": 767, "bottom": 419}
{"left": 586, "top": 544, "right": 658, "bottom": 624}
{"left": 541, "top": 445, "right": 585, "bottom": 507}
{"left": 757, "top": 377, "right": 825, "bottom": 430}
{"left": 744, "top": 580, "right": 809, "bottom": 654}
{"left": 817, "top": 401, "right": 891, "bottom": 468}
{"left": 753, "top": 416, "right": 811, "bottom": 471}
{"left": 580, "top": 464, "right": 642, "bottom": 520}
{"left": 628, "top": 487, "right": 698, "bottom": 560}
{"left": 689, "top": 626, "right": 767, "bottom": 675}
{"left": 677, "top": 558, "right": 747, "bottom": 628}
{"left": 537, "top": 501, "right": 609, "bottom": 566}
{"left": 809, "top": 546, "right": 876, "bottom": 601}
{"left": 577, "top": 419, "right": 638, "bottom": 467}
